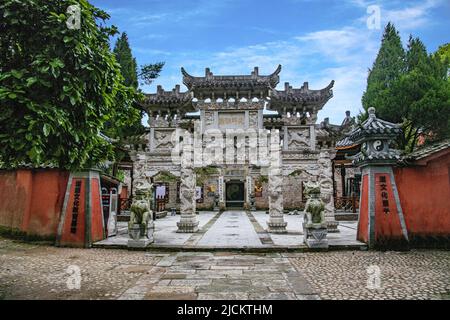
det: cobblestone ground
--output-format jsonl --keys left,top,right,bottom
{"left": 0, "top": 237, "right": 449, "bottom": 300}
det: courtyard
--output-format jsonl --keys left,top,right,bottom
{"left": 95, "top": 211, "right": 363, "bottom": 249}
{"left": 0, "top": 237, "right": 449, "bottom": 300}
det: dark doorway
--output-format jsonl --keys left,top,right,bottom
{"left": 226, "top": 181, "right": 245, "bottom": 208}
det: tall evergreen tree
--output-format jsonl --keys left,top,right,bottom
{"left": 113, "top": 33, "right": 138, "bottom": 89}
{"left": 106, "top": 32, "right": 165, "bottom": 171}
{"left": 361, "top": 23, "right": 450, "bottom": 152}
{"left": 108, "top": 32, "right": 143, "bottom": 141}
{"left": 362, "top": 23, "right": 406, "bottom": 123}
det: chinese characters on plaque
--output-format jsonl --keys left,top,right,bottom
{"left": 379, "top": 175, "right": 390, "bottom": 214}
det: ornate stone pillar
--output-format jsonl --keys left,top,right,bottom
{"left": 246, "top": 175, "right": 252, "bottom": 207}
{"left": 267, "top": 130, "right": 287, "bottom": 233}
{"left": 177, "top": 144, "right": 199, "bottom": 233}
{"left": 318, "top": 151, "right": 339, "bottom": 232}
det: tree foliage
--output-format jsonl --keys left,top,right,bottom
{"left": 107, "top": 32, "right": 143, "bottom": 140}
{"left": 108, "top": 32, "right": 164, "bottom": 155}
{"left": 113, "top": 32, "right": 138, "bottom": 89}
{"left": 139, "top": 62, "right": 164, "bottom": 86}
{"left": 0, "top": 0, "right": 139, "bottom": 170}
{"left": 435, "top": 43, "right": 450, "bottom": 66}
{"left": 362, "top": 23, "right": 450, "bottom": 152}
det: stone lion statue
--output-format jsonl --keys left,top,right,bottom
{"left": 303, "top": 181, "right": 325, "bottom": 225}
{"left": 128, "top": 188, "right": 153, "bottom": 240}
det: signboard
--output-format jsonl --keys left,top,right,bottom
{"left": 218, "top": 112, "right": 245, "bottom": 129}
{"left": 218, "top": 176, "right": 224, "bottom": 202}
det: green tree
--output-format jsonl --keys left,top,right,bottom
{"left": 109, "top": 33, "right": 165, "bottom": 140}
{"left": 108, "top": 32, "right": 143, "bottom": 140}
{"left": 113, "top": 32, "right": 138, "bottom": 89}
{"left": 435, "top": 43, "right": 450, "bottom": 66}
{"left": 139, "top": 62, "right": 165, "bottom": 86}
{"left": 0, "top": 0, "right": 137, "bottom": 170}
{"left": 394, "top": 37, "right": 450, "bottom": 150}
{"left": 362, "top": 23, "right": 406, "bottom": 123}
{"left": 361, "top": 23, "right": 450, "bottom": 152}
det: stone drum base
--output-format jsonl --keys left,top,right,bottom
{"left": 177, "top": 221, "right": 199, "bottom": 233}
{"left": 267, "top": 221, "right": 288, "bottom": 234}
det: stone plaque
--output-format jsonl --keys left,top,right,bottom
{"left": 218, "top": 176, "right": 224, "bottom": 203}
{"left": 218, "top": 112, "right": 245, "bottom": 129}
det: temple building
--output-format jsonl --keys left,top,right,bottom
{"left": 125, "top": 65, "right": 353, "bottom": 232}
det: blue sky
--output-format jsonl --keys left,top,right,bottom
{"left": 91, "top": 0, "right": 450, "bottom": 124}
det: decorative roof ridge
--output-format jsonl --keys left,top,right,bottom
{"left": 271, "top": 80, "right": 334, "bottom": 103}
{"left": 181, "top": 65, "right": 282, "bottom": 89}
{"left": 361, "top": 108, "right": 401, "bottom": 130}
{"left": 145, "top": 84, "right": 191, "bottom": 98}
{"left": 347, "top": 107, "right": 402, "bottom": 143}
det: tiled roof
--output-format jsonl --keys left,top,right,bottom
{"left": 143, "top": 85, "right": 192, "bottom": 108}
{"left": 348, "top": 107, "right": 402, "bottom": 143}
{"left": 336, "top": 136, "right": 357, "bottom": 149}
{"left": 406, "top": 139, "right": 450, "bottom": 161}
{"left": 182, "top": 66, "right": 281, "bottom": 90}
{"left": 270, "top": 80, "right": 334, "bottom": 107}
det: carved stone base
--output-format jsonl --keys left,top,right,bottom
{"left": 303, "top": 225, "right": 329, "bottom": 249}
{"left": 267, "top": 219, "right": 288, "bottom": 234}
{"left": 305, "top": 238, "right": 329, "bottom": 249}
{"left": 177, "top": 218, "right": 199, "bottom": 233}
{"left": 127, "top": 237, "right": 153, "bottom": 248}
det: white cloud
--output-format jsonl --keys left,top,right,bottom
{"left": 149, "top": 27, "right": 376, "bottom": 124}
{"left": 140, "top": 0, "right": 445, "bottom": 124}
{"left": 383, "top": 0, "right": 443, "bottom": 30}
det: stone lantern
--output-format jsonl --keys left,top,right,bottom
{"left": 346, "top": 107, "right": 409, "bottom": 249}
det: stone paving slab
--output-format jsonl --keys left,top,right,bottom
{"left": 94, "top": 210, "right": 366, "bottom": 250}
{"left": 197, "top": 211, "right": 264, "bottom": 247}
{"left": 1, "top": 238, "right": 449, "bottom": 300}
{"left": 95, "top": 212, "right": 217, "bottom": 247}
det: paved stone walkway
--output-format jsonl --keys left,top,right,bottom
{"left": 197, "top": 211, "right": 262, "bottom": 247}
{"left": 95, "top": 210, "right": 364, "bottom": 249}
{"left": 1, "top": 237, "right": 449, "bottom": 300}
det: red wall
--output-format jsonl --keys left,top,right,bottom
{"left": 357, "top": 175, "right": 369, "bottom": 243}
{"left": 394, "top": 152, "right": 450, "bottom": 239}
{"left": 90, "top": 178, "right": 104, "bottom": 242}
{"left": 0, "top": 169, "right": 69, "bottom": 238}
